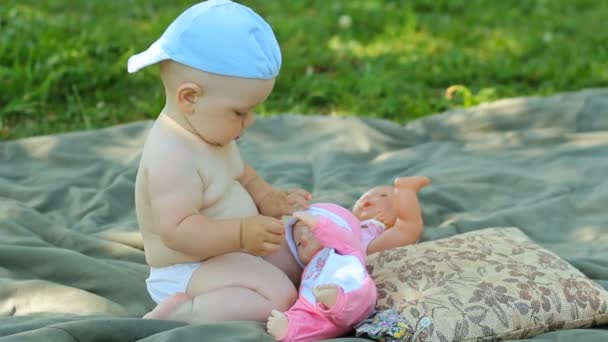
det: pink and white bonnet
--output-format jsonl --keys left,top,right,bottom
{"left": 285, "top": 203, "right": 361, "bottom": 268}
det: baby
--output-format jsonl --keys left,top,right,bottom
{"left": 129, "top": 1, "right": 309, "bottom": 323}
{"left": 266, "top": 204, "right": 377, "bottom": 342}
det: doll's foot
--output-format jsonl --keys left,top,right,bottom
{"left": 143, "top": 292, "right": 191, "bottom": 320}
{"left": 394, "top": 176, "right": 430, "bottom": 192}
{"left": 267, "top": 310, "right": 288, "bottom": 340}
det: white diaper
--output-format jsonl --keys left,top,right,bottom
{"left": 146, "top": 262, "right": 200, "bottom": 304}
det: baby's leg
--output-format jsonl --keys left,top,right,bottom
{"left": 164, "top": 252, "right": 297, "bottom": 324}
{"left": 263, "top": 239, "right": 303, "bottom": 287}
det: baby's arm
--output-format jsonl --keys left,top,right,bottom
{"left": 147, "top": 159, "right": 283, "bottom": 260}
{"left": 239, "top": 164, "right": 311, "bottom": 218}
{"left": 147, "top": 158, "right": 241, "bottom": 260}
{"left": 239, "top": 163, "right": 278, "bottom": 210}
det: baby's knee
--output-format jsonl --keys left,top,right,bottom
{"left": 268, "top": 278, "right": 298, "bottom": 312}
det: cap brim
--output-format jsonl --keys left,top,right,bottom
{"left": 127, "top": 41, "right": 170, "bottom": 73}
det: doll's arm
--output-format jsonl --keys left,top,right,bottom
{"left": 314, "top": 285, "right": 356, "bottom": 327}
{"left": 316, "top": 282, "right": 376, "bottom": 328}
{"left": 366, "top": 221, "right": 422, "bottom": 254}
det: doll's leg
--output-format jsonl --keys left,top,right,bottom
{"left": 268, "top": 301, "right": 340, "bottom": 342}
{"left": 267, "top": 309, "right": 289, "bottom": 340}
{"left": 393, "top": 176, "right": 429, "bottom": 222}
{"left": 392, "top": 176, "right": 429, "bottom": 240}
{"left": 394, "top": 176, "right": 430, "bottom": 194}
{"left": 149, "top": 252, "right": 297, "bottom": 324}
{"left": 366, "top": 176, "right": 430, "bottom": 255}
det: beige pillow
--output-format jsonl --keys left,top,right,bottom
{"left": 359, "top": 227, "right": 608, "bottom": 341}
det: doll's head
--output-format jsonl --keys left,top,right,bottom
{"left": 352, "top": 186, "right": 397, "bottom": 227}
{"left": 291, "top": 221, "right": 323, "bottom": 265}
{"left": 286, "top": 203, "right": 362, "bottom": 268}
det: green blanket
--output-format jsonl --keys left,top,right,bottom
{"left": 1, "top": 88, "right": 607, "bottom": 341}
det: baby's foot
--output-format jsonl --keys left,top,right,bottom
{"left": 394, "top": 176, "right": 430, "bottom": 192}
{"left": 267, "top": 310, "right": 289, "bottom": 340}
{"left": 142, "top": 292, "right": 191, "bottom": 320}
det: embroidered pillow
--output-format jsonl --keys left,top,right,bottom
{"left": 358, "top": 227, "right": 608, "bottom": 341}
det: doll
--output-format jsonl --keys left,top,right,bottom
{"left": 266, "top": 203, "right": 377, "bottom": 342}
{"left": 285, "top": 176, "right": 430, "bottom": 269}
{"left": 353, "top": 176, "right": 430, "bottom": 255}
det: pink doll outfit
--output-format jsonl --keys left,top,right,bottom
{"left": 287, "top": 217, "right": 386, "bottom": 268}
{"left": 359, "top": 219, "right": 386, "bottom": 251}
{"left": 282, "top": 203, "right": 377, "bottom": 342}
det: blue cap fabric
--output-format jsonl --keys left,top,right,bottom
{"left": 127, "top": 0, "right": 281, "bottom": 79}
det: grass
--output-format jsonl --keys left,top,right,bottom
{"left": 1, "top": 0, "right": 607, "bottom": 140}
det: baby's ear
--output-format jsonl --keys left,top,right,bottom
{"left": 176, "top": 82, "right": 202, "bottom": 114}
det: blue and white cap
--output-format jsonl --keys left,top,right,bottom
{"left": 127, "top": 0, "right": 281, "bottom": 79}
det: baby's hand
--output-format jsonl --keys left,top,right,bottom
{"left": 292, "top": 211, "right": 318, "bottom": 228}
{"left": 313, "top": 284, "right": 340, "bottom": 308}
{"left": 258, "top": 188, "right": 311, "bottom": 218}
{"left": 286, "top": 188, "right": 311, "bottom": 212}
{"left": 258, "top": 190, "right": 290, "bottom": 218}
{"left": 240, "top": 215, "right": 285, "bottom": 256}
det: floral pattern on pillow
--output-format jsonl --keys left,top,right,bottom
{"left": 358, "top": 227, "right": 608, "bottom": 342}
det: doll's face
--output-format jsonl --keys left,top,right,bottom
{"left": 352, "top": 186, "right": 397, "bottom": 227}
{"left": 293, "top": 221, "right": 323, "bottom": 265}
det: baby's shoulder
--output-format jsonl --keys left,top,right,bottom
{"left": 139, "top": 134, "right": 197, "bottom": 178}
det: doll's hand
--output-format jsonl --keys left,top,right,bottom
{"left": 375, "top": 206, "right": 396, "bottom": 227}
{"left": 292, "top": 211, "right": 319, "bottom": 228}
{"left": 240, "top": 215, "right": 285, "bottom": 256}
{"left": 313, "top": 284, "right": 340, "bottom": 309}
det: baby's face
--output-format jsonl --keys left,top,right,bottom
{"left": 352, "top": 186, "right": 397, "bottom": 226}
{"left": 293, "top": 221, "right": 323, "bottom": 265}
{"left": 187, "top": 74, "right": 275, "bottom": 146}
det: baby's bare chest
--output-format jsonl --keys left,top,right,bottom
{"left": 193, "top": 143, "right": 256, "bottom": 217}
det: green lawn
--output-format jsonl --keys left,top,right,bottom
{"left": 1, "top": 0, "right": 607, "bottom": 140}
